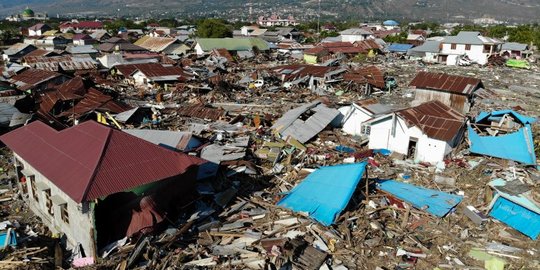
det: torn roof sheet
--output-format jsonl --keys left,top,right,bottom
{"left": 277, "top": 162, "right": 367, "bottom": 226}
{"left": 468, "top": 110, "right": 536, "bottom": 165}
{"left": 377, "top": 179, "right": 463, "bottom": 217}
{"left": 272, "top": 101, "right": 340, "bottom": 144}
{"left": 488, "top": 179, "right": 540, "bottom": 239}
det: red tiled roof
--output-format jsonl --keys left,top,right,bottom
{"left": 0, "top": 120, "right": 204, "bottom": 203}
{"left": 397, "top": 100, "right": 465, "bottom": 141}
{"left": 409, "top": 71, "right": 483, "bottom": 95}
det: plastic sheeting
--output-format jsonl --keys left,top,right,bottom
{"left": 488, "top": 179, "right": 540, "bottom": 239}
{"left": 469, "top": 110, "right": 536, "bottom": 165}
{"left": 277, "top": 162, "right": 367, "bottom": 226}
{"left": 377, "top": 179, "right": 463, "bottom": 217}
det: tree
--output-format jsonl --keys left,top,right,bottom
{"left": 196, "top": 19, "right": 232, "bottom": 38}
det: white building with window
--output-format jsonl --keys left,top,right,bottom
{"left": 439, "top": 31, "right": 502, "bottom": 65}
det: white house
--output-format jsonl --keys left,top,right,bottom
{"left": 366, "top": 100, "right": 465, "bottom": 163}
{"left": 339, "top": 28, "right": 374, "bottom": 43}
{"left": 406, "top": 39, "right": 442, "bottom": 63}
{"left": 28, "top": 23, "right": 51, "bottom": 37}
{"left": 439, "top": 31, "right": 502, "bottom": 65}
{"left": 337, "top": 99, "right": 393, "bottom": 137}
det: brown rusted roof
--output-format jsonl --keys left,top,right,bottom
{"left": 343, "top": 65, "right": 385, "bottom": 89}
{"left": 353, "top": 39, "right": 383, "bottom": 52}
{"left": 270, "top": 64, "right": 340, "bottom": 81}
{"left": 210, "top": 48, "right": 234, "bottom": 62}
{"left": 177, "top": 104, "right": 225, "bottom": 121}
{"left": 397, "top": 100, "right": 464, "bottom": 141}
{"left": 9, "top": 68, "right": 61, "bottom": 90}
{"left": 115, "top": 63, "right": 163, "bottom": 77}
{"left": 23, "top": 49, "right": 54, "bottom": 58}
{"left": 57, "top": 88, "right": 130, "bottom": 118}
{"left": 409, "top": 71, "right": 483, "bottom": 95}
{"left": 56, "top": 76, "right": 86, "bottom": 100}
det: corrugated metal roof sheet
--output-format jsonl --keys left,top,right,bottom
{"left": 24, "top": 55, "right": 97, "bottom": 72}
{"left": 177, "top": 104, "right": 225, "bottom": 121}
{"left": 409, "top": 71, "right": 482, "bottom": 95}
{"left": 8, "top": 68, "right": 61, "bottom": 90}
{"left": 57, "top": 88, "right": 131, "bottom": 118}
{"left": 0, "top": 120, "right": 205, "bottom": 203}
{"left": 270, "top": 64, "right": 339, "bottom": 81}
{"left": 397, "top": 100, "right": 464, "bottom": 141}
{"left": 272, "top": 101, "right": 340, "bottom": 143}
{"left": 135, "top": 36, "right": 177, "bottom": 52}
{"left": 343, "top": 65, "right": 385, "bottom": 88}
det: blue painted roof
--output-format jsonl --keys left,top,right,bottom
{"left": 388, "top": 43, "right": 414, "bottom": 52}
{"left": 469, "top": 110, "right": 536, "bottom": 165}
{"left": 383, "top": 20, "right": 399, "bottom": 26}
{"left": 475, "top": 110, "right": 536, "bottom": 125}
{"left": 377, "top": 180, "right": 463, "bottom": 217}
{"left": 277, "top": 162, "right": 367, "bottom": 226}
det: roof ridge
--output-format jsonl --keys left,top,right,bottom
{"left": 79, "top": 124, "right": 113, "bottom": 202}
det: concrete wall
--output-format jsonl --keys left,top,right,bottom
{"left": 340, "top": 105, "right": 373, "bottom": 136}
{"left": 15, "top": 153, "right": 97, "bottom": 257}
{"left": 440, "top": 43, "right": 488, "bottom": 65}
{"left": 368, "top": 115, "right": 451, "bottom": 163}
{"left": 341, "top": 35, "right": 365, "bottom": 43}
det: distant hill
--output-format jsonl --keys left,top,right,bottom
{"left": 1, "top": 0, "right": 539, "bottom": 23}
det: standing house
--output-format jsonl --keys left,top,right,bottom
{"left": 28, "top": 23, "right": 51, "bottom": 37}
{"left": 0, "top": 121, "right": 203, "bottom": 257}
{"left": 339, "top": 28, "right": 374, "bottom": 43}
{"left": 2, "top": 43, "right": 37, "bottom": 63}
{"left": 337, "top": 99, "right": 393, "bottom": 137}
{"left": 439, "top": 31, "right": 502, "bottom": 65}
{"left": 130, "top": 64, "right": 191, "bottom": 88}
{"left": 409, "top": 71, "right": 483, "bottom": 113}
{"left": 366, "top": 101, "right": 465, "bottom": 163}
{"left": 406, "top": 39, "right": 442, "bottom": 63}
{"left": 500, "top": 42, "right": 531, "bottom": 59}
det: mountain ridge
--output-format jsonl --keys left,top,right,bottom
{"left": 1, "top": 0, "right": 539, "bottom": 23}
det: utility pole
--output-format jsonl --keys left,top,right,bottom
{"left": 317, "top": 0, "right": 321, "bottom": 34}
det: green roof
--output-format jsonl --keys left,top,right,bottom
{"left": 196, "top": 38, "right": 270, "bottom": 52}
{"left": 22, "top": 8, "right": 34, "bottom": 17}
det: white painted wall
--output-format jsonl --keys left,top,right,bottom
{"left": 194, "top": 43, "right": 204, "bottom": 55}
{"left": 132, "top": 70, "right": 153, "bottom": 88}
{"left": 367, "top": 115, "right": 452, "bottom": 163}
{"left": 440, "top": 43, "right": 488, "bottom": 65}
{"left": 15, "top": 153, "right": 97, "bottom": 257}
{"left": 339, "top": 105, "right": 373, "bottom": 136}
{"left": 341, "top": 35, "right": 366, "bottom": 43}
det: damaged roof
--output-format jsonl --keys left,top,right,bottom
{"left": 9, "top": 68, "right": 61, "bottom": 91}
{"left": 397, "top": 100, "right": 465, "bottom": 142}
{"left": 343, "top": 65, "right": 385, "bottom": 89}
{"left": 0, "top": 120, "right": 204, "bottom": 203}
{"left": 409, "top": 71, "right": 483, "bottom": 95}
{"left": 177, "top": 104, "right": 225, "bottom": 121}
{"left": 134, "top": 36, "right": 177, "bottom": 52}
{"left": 271, "top": 64, "right": 343, "bottom": 81}
{"left": 57, "top": 88, "right": 131, "bottom": 118}
{"left": 272, "top": 101, "right": 340, "bottom": 143}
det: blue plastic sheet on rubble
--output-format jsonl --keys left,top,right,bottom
{"left": 373, "top": 149, "right": 392, "bottom": 156}
{"left": 377, "top": 179, "right": 463, "bottom": 217}
{"left": 277, "top": 162, "right": 367, "bottom": 226}
{"left": 468, "top": 110, "right": 536, "bottom": 165}
{"left": 335, "top": 145, "right": 355, "bottom": 153}
{"left": 0, "top": 230, "right": 17, "bottom": 248}
{"left": 488, "top": 179, "right": 540, "bottom": 239}
{"left": 388, "top": 43, "right": 414, "bottom": 53}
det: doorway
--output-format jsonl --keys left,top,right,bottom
{"left": 407, "top": 138, "right": 418, "bottom": 159}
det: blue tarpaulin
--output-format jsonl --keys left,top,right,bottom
{"left": 377, "top": 180, "right": 463, "bottom": 217}
{"left": 0, "top": 229, "right": 17, "bottom": 248}
{"left": 488, "top": 179, "right": 540, "bottom": 239}
{"left": 468, "top": 110, "right": 536, "bottom": 165}
{"left": 388, "top": 43, "right": 414, "bottom": 53}
{"left": 277, "top": 162, "right": 367, "bottom": 226}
